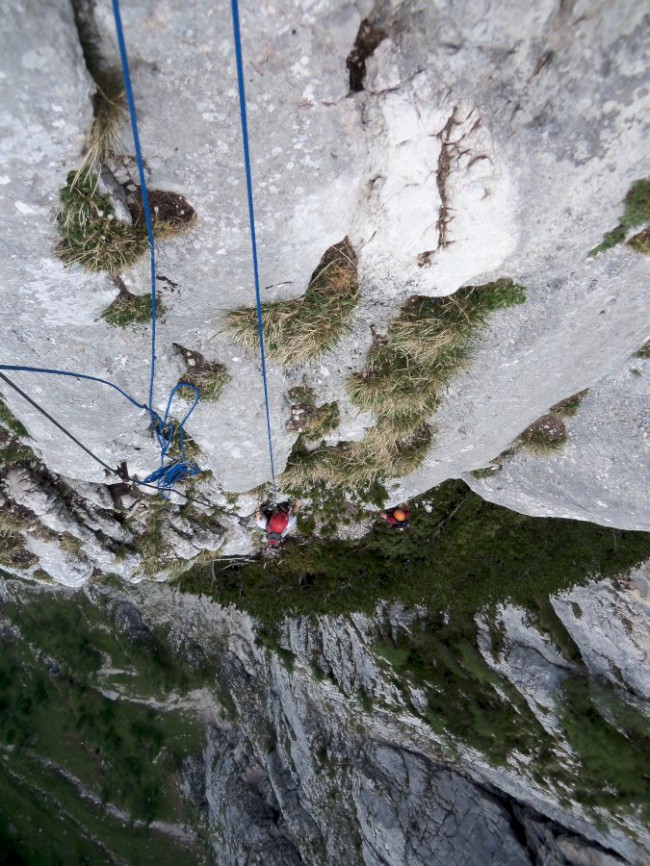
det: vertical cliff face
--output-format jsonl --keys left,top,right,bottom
{"left": 1, "top": 1, "right": 650, "bottom": 863}
{"left": 1, "top": 0, "right": 648, "bottom": 519}
{"left": 4, "top": 568, "right": 647, "bottom": 865}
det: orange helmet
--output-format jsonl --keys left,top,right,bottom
{"left": 393, "top": 509, "right": 407, "bottom": 522}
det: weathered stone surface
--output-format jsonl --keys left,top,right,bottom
{"left": 119, "top": 579, "right": 649, "bottom": 865}
{"left": 552, "top": 567, "right": 650, "bottom": 702}
{"left": 2, "top": 0, "right": 648, "bottom": 517}
{"left": 477, "top": 605, "right": 575, "bottom": 736}
{"left": 463, "top": 354, "right": 650, "bottom": 531}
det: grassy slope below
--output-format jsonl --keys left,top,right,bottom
{"left": 179, "top": 479, "right": 650, "bottom": 827}
{"left": 180, "top": 479, "right": 650, "bottom": 622}
{"left": 0, "top": 588, "right": 215, "bottom": 866}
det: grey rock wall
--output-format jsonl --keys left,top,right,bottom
{"left": 117, "top": 574, "right": 649, "bottom": 866}
{"left": 1, "top": 0, "right": 648, "bottom": 526}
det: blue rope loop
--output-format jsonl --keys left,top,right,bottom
{"left": 230, "top": 0, "right": 278, "bottom": 502}
{"left": 142, "top": 383, "right": 201, "bottom": 497}
{"left": 111, "top": 0, "right": 202, "bottom": 495}
{"left": 0, "top": 365, "right": 202, "bottom": 496}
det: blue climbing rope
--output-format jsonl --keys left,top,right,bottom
{"left": 0, "top": 364, "right": 201, "bottom": 495}
{"left": 111, "top": 0, "right": 157, "bottom": 415}
{"left": 0, "top": 3, "right": 199, "bottom": 496}
{"left": 230, "top": 0, "right": 278, "bottom": 501}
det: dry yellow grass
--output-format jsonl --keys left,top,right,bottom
{"left": 226, "top": 240, "right": 359, "bottom": 367}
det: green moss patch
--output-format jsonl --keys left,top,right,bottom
{"left": 101, "top": 287, "right": 164, "bottom": 328}
{"left": 589, "top": 178, "right": 650, "bottom": 256}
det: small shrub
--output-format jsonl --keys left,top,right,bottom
{"left": 225, "top": 239, "right": 359, "bottom": 367}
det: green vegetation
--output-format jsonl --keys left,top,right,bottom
{"left": 557, "top": 677, "right": 650, "bottom": 819}
{"left": 226, "top": 239, "right": 359, "bottom": 367}
{"left": 101, "top": 286, "right": 165, "bottom": 328}
{"left": 179, "top": 478, "right": 650, "bottom": 817}
{"left": 59, "top": 532, "right": 86, "bottom": 559}
{"left": 175, "top": 348, "right": 230, "bottom": 402}
{"left": 282, "top": 279, "right": 525, "bottom": 489}
{"left": 636, "top": 340, "right": 650, "bottom": 359}
{"left": 0, "top": 396, "right": 28, "bottom": 438}
{"left": 56, "top": 171, "right": 149, "bottom": 274}
{"left": 627, "top": 227, "right": 650, "bottom": 254}
{"left": 288, "top": 385, "right": 340, "bottom": 440}
{"left": 589, "top": 178, "right": 650, "bottom": 256}
{"left": 0, "top": 588, "right": 214, "bottom": 863}
{"left": 373, "top": 614, "right": 552, "bottom": 765}
{"left": 295, "top": 479, "right": 387, "bottom": 538}
{"left": 179, "top": 479, "right": 650, "bottom": 624}
{"left": 71, "top": 4, "right": 126, "bottom": 170}
{"left": 84, "top": 68, "right": 127, "bottom": 169}
{"left": 518, "top": 413, "right": 567, "bottom": 453}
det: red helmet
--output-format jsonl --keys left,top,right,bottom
{"left": 268, "top": 512, "right": 289, "bottom": 534}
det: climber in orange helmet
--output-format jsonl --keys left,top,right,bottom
{"left": 381, "top": 505, "right": 411, "bottom": 531}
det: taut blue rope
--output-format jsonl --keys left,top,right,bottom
{"left": 230, "top": 0, "right": 278, "bottom": 501}
{"left": 0, "top": 3, "right": 200, "bottom": 496}
{"left": 111, "top": 0, "right": 157, "bottom": 415}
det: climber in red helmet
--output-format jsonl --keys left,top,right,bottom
{"left": 381, "top": 505, "right": 411, "bottom": 531}
{"left": 254, "top": 500, "right": 302, "bottom": 547}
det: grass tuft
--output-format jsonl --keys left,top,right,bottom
{"left": 0, "top": 397, "right": 28, "bottom": 439}
{"left": 225, "top": 239, "right": 359, "bottom": 367}
{"left": 635, "top": 340, "right": 650, "bottom": 360}
{"left": 627, "top": 227, "right": 650, "bottom": 255}
{"left": 101, "top": 288, "right": 164, "bottom": 328}
{"left": 621, "top": 178, "right": 650, "bottom": 228}
{"left": 518, "top": 414, "right": 567, "bottom": 453}
{"left": 516, "top": 389, "right": 587, "bottom": 455}
{"left": 173, "top": 346, "right": 229, "bottom": 403}
{"left": 56, "top": 171, "right": 148, "bottom": 274}
{"left": 283, "top": 279, "right": 525, "bottom": 490}
{"left": 287, "top": 385, "right": 340, "bottom": 440}
{"left": 84, "top": 69, "right": 126, "bottom": 169}
{"left": 589, "top": 178, "right": 650, "bottom": 256}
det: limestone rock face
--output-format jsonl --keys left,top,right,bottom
{"left": 113, "top": 574, "right": 649, "bottom": 866}
{"left": 1, "top": 4, "right": 650, "bottom": 860}
{"left": 1, "top": 0, "right": 648, "bottom": 515}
